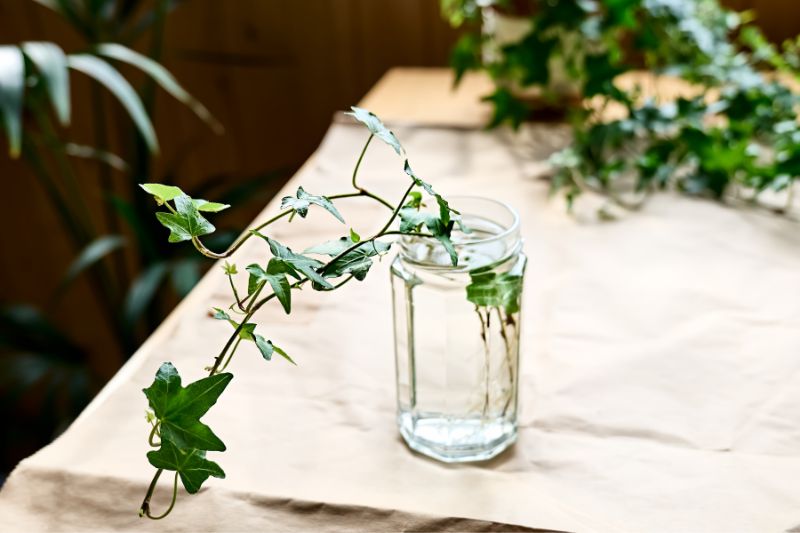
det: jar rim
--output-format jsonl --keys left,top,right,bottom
{"left": 398, "top": 195, "right": 521, "bottom": 268}
{"left": 445, "top": 195, "right": 520, "bottom": 246}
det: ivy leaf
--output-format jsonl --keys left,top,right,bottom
{"left": 304, "top": 236, "right": 391, "bottom": 281}
{"left": 246, "top": 260, "right": 292, "bottom": 314}
{"left": 403, "top": 161, "right": 453, "bottom": 226}
{"left": 143, "top": 362, "right": 232, "bottom": 451}
{"left": 272, "top": 343, "right": 295, "bottom": 365}
{"left": 222, "top": 261, "right": 237, "bottom": 276}
{"left": 350, "top": 228, "right": 361, "bottom": 243}
{"left": 281, "top": 186, "right": 344, "bottom": 223}
{"left": 211, "top": 309, "right": 292, "bottom": 364}
{"left": 146, "top": 440, "right": 225, "bottom": 494}
{"left": 466, "top": 271, "right": 524, "bottom": 314}
{"left": 141, "top": 184, "right": 229, "bottom": 212}
{"left": 399, "top": 208, "right": 457, "bottom": 266}
{"left": 346, "top": 107, "right": 404, "bottom": 156}
{"left": 252, "top": 335, "right": 295, "bottom": 365}
{"left": 193, "top": 199, "right": 230, "bottom": 213}
{"left": 140, "top": 183, "right": 183, "bottom": 203}
{"left": 154, "top": 194, "right": 216, "bottom": 243}
{"left": 251, "top": 232, "right": 333, "bottom": 289}
{"left": 212, "top": 307, "right": 255, "bottom": 340}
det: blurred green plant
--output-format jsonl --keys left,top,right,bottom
{"left": 443, "top": 0, "right": 800, "bottom": 213}
{"left": 0, "top": 0, "right": 284, "bottom": 475}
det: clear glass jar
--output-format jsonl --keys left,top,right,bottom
{"left": 391, "top": 197, "right": 526, "bottom": 462}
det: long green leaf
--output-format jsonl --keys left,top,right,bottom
{"left": 21, "top": 42, "right": 70, "bottom": 126}
{"left": 66, "top": 54, "right": 159, "bottom": 153}
{"left": 95, "top": 43, "right": 223, "bottom": 134}
{"left": 61, "top": 235, "right": 126, "bottom": 290}
{"left": 64, "top": 143, "right": 129, "bottom": 172}
{"left": 124, "top": 262, "right": 168, "bottom": 326}
{"left": 0, "top": 46, "right": 25, "bottom": 158}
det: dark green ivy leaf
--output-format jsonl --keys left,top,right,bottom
{"left": 155, "top": 194, "right": 216, "bottom": 243}
{"left": 143, "top": 362, "right": 232, "bottom": 451}
{"left": 281, "top": 186, "right": 344, "bottom": 223}
{"left": 146, "top": 440, "right": 225, "bottom": 494}
{"left": 246, "top": 260, "right": 292, "bottom": 313}
{"left": 346, "top": 106, "right": 404, "bottom": 156}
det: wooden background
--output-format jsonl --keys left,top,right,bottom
{"left": 0, "top": 0, "right": 796, "bottom": 374}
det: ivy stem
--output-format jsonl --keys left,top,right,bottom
{"left": 148, "top": 423, "right": 161, "bottom": 447}
{"left": 218, "top": 337, "right": 242, "bottom": 372}
{"left": 140, "top": 471, "right": 178, "bottom": 520}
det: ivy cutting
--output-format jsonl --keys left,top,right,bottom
{"left": 137, "top": 108, "right": 461, "bottom": 519}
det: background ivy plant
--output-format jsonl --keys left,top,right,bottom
{"left": 443, "top": 0, "right": 800, "bottom": 213}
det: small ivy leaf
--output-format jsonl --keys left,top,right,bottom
{"left": 154, "top": 194, "right": 216, "bottom": 243}
{"left": 253, "top": 334, "right": 274, "bottom": 361}
{"left": 405, "top": 191, "right": 423, "bottom": 209}
{"left": 281, "top": 186, "right": 344, "bottom": 223}
{"left": 272, "top": 343, "right": 296, "bottom": 365}
{"left": 350, "top": 228, "right": 361, "bottom": 243}
{"left": 246, "top": 260, "right": 292, "bottom": 314}
{"left": 142, "top": 362, "right": 232, "bottom": 452}
{"left": 212, "top": 307, "right": 256, "bottom": 340}
{"left": 304, "top": 236, "right": 391, "bottom": 281}
{"left": 346, "top": 107, "right": 404, "bottom": 156}
{"left": 251, "top": 232, "right": 333, "bottom": 290}
{"left": 252, "top": 335, "right": 294, "bottom": 364}
{"left": 140, "top": 183, "right": 183, "bottom": 204}
{"left": 222, "top": 261, "right": 237, "bottom": 276}
{"left": 193, "top": 199, "right": 230, "bottom": 213}
{"left": 146, "top": 440, "right": 225, "bottom": 494}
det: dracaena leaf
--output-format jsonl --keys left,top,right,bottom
{"left": 346, "top": 106, "right": 404, "bottom": 156}
{"left": 281, "top": 186, "right": 344, "bottom": 223}
{"left": 146, "top": 440, "right": 225, "bottom": 494}
{"left": 143, "top": 362, "right": 232, "bottom": 451}
{"left": 21, "top": 42, "right": 70, "bottom": 126}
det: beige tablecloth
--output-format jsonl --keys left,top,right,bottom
{"left": 2, "top": 118, "right": 800, "bottom": 533}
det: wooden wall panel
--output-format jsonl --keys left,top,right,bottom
{"left": 0, "top": 0, "right": 797, "bottom": 367}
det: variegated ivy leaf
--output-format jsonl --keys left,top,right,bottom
{"left": 211, "top": 308, "right": 294, "bottom": 364}
{"left": 250, "top": 231, "right": 333, "bottom": 289}
{"left": 281, "top": 186, "right": 344, "bottom": 223}
{"left": 304, "top": 236, "right": 391, "bottom": 281}
{"left": 398, "top": 208, "right": 458, "bottom": 266}
{"left": 346, "top": 106, "right": 404, "bottom": 156}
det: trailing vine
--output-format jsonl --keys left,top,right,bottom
{"left": 137, "top": 108, "right": 462, "bottom": 519}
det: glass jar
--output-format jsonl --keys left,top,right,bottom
{"left": 391, "top": 197, "right": 526, "bottom": 462}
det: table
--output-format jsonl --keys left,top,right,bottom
{"left": 2, "top": 68, "right": 800, "bottom": 532}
